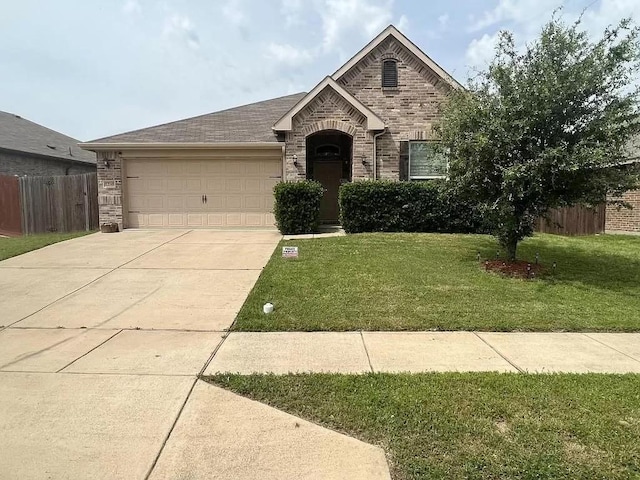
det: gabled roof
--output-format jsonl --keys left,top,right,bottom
{"left": 273, "top": 77, "right": 385, "bottom": 131}
{"left": 0, "top": 111, "right": 96, "bottom": 164}
{"left": 332, "top": 25, "right": 463, "bottom": 90}
{"left": 83, "top": 93, "right": 306, "bottom": 147}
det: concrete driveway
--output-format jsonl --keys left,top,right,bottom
{"left": 0, "top": 230, "right": 280, "bottom": 478}
{"left": 0, "top": 230, "right": 390, "bottom": 480}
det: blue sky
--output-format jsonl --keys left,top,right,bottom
{"left": 1, "top": 0, "right": 637, "bottom": 140}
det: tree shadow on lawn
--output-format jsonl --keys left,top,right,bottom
{"left": 476, "top": 235, "right": 640, "bottom": 295}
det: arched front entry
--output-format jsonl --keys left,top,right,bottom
{"left": 306, "top": 130, "right": 352, "bottom": 223}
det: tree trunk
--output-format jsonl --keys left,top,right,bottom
{"left": 505, "top": 238, "right": 518, "bottom": 261}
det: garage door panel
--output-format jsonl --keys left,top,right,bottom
{"left": 185, "top": 162, "right": 203, "bottom": 175}
{"left": 225, "top": 179, "right": 242, "bottom": 193}
{"left": 185, "top": 178, "right": 203, "bottom": 192}
{"left": 166, "top": 196, "right": 184, "bottom": 210}
{"left": 148, "top": 214, "right": 165, "bottom": 227}
{"left": 208, "top": 196, "right": 225, "bottom": 209}
{"left": 125, "top": 156, "right": 280, "bottom": 228}
{"left": 225, "top": 163, "right": 243, "bottom": 175}
{"left": 207, "top": 214, "right": 224, "bottom": 227}
{"left": 167, "top": 214, "right": 184, "bottom": 226}
{"left": 167, "top": 178, "right": 183, "bottom": 191}
{"left": 245, "top": 178, "right": 260, "bottom": 192}
{"left": 166, "top": 162, "right": 184, "bottom": 175}
{"left": 187, "top": 214, "right": 205, "bottom": 226}
{"left": 225, "top": 196, "right": 240, "bottom": 209}
{"left": 185, "top": 195, "right": 204, "bottom": 209}
{"left": 206, "top": 178, "right": 224, "bottom": 192}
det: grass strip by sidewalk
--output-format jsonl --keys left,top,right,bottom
{"left": 0, "top": 231, "right": 94, "bottom": 261}
{"left": 234, "top": 233, "right": 640, "bottom": 332}
{"left": 207, "top": 372, "right": 640, "bottom": 480}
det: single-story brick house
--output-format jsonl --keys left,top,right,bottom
{"left": 81, "top": 25, "right": 461, "bottom": 229}
{"left": 80, "top": 25, "right": 639, "bottom": 233}
{"left": 0, "top": 111, "right": 96, "bottom": 176}
{"left": 606, "top": 142, "right": 640, "bottom": 233}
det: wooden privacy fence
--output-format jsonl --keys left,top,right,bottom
{"left": 0, "top": 175, "right": 22, "bottom": 236}
{"left": 0, "top": 173, "right": 98, "bottom": 235}
{"left": 535, "top": 204, "right": 606, "bottom": 236}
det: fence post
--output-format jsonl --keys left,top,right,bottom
{"left": 83, "top": 174, "right": 90, "bottom": 231}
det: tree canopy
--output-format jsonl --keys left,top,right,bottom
{"left": 437, "top": 15, "right": 640, "bottom": 260}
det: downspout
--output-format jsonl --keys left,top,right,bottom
{"left": 281, "top": 145, "right": 286, "bottom": 181}
{"left": 372, "top": 128, "right": 386, "bottom": 180}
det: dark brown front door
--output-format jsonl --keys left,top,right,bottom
{"left": 313, "top": 160, "right": 342, "bottom": 223}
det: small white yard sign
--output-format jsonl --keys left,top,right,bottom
{"left": 282, "top": 246, "right": 299, "bottom": 259}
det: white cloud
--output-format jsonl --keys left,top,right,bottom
{"left": 222, "top": 0, "right": 246, "bottom": 26}
{"left": 281, "top": 0, "right": 304, "bottom": 28}
{"left": 265, "top": 42, "right": 314, "bottom": 66}
{"left": 397, "top": 14, "right": 409, "bottom": 32}
{"left": 122, "top": 0, "right": 141, "bottom": 16}
{"left": 438, "top": 13, "right": 449, "bottom": 29}
{"left": 468, "top": 0, "right": 558, "bottom": 32}
{"left": 465, "top": 32, "right": 500, "bottom": 70}
{"left": 319, "top": 0, "right": 393, "bottom": 53}
{"left": 465, "top": 0, "right": 640, "bottom": 72}
{"left": 163, "top": 14, "right": 200, "bottom": 50}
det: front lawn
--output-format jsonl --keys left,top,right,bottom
{"left": 234, "top": 233, "right": 640, "bottom": 331}
{"left": 208, "top": 373, "right": 640, "bottom": 480}
{"left": 0, "top": 231, "right": 94, "bottom": 261}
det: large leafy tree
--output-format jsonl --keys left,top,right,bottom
{"left": 437, "top": 15, "right": 640, "bottom": 260}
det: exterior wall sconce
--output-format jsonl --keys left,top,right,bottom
{"left": 293, "top": 154, "right": 298, "bottom": 167}
{"left": 103, "top": 158, "right": 110, "bottom": 168}
{"left": 361, "top": 157, "right": 369, "bottom": 166}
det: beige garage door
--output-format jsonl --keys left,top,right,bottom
{"left": 125, "top": 156, "right": 281, "bottom": 228}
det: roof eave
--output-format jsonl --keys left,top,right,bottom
{"left": 0, "top": 146, "right": 96, "bottom": 166}
{"left": 273, "top": 77, "right": 385, "bottom": 132}
{"left": 78, "top": 142, "right": 284, "bottom": 152}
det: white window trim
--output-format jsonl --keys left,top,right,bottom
{"left": 408, "top": 141, "right": 448, "bottom": 180}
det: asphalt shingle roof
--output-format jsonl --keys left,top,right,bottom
{"left": 0, "top": 111, "right": 96, "bottom": 164}
{"left": 89, "top": 92, "right": 307, "bottom": 144}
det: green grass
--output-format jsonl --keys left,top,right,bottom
{"left": 234, "top": 233, "right": 640, "bottom": 332}
{"left": 208, "top": 373, "right": 640, "bottom": 480}
{"left": 0, "top": 231, "right": 94, "bottom": 261}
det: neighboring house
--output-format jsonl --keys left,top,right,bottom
{"left": 81, "top": 25, "right": 461, "bottom": 230}
{"left": 0, "top": 111, "right": 96, "bottom": 176}
{"left": 606, "top": 138, "right": 640, "bottom": 233}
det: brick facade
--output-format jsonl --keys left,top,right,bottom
{"left": 0, "top": 150, "right": 95, "bottom": 177}
{"left": 283, "top": 36, "right": 450, "bottom": 182}
{"left": 336, "top": 37, "right": 449, "bottom": 180}
{"left": 96, "top": 151, "right": 124, "bottom": 230}
{"left": 606, "top": 189, "right": 640, "bottom": 233}
{"left": 284, "top": 86, "right": 373, "bottom": 181}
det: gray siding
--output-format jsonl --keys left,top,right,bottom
{"left": 0, "top": 151, "right": 96, "bottom": 177}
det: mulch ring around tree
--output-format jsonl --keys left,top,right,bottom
{"left": 483, "top": 260, "right": 545, "bottom": 279}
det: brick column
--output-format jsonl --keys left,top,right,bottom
{"left": 96, "top": 151, "right": 124, "bottom": 231}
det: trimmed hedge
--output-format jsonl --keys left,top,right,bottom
{"left": 273, "top": 181, "right": 324, "bottom": 234}
{"left": 339, "top": 180, "right": 488, "bottom": 234}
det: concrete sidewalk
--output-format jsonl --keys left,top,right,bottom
{"left": 205, "top": 331, "right": 640, "bottom": 375}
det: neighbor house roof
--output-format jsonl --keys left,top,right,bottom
{"left": 273, "top": 77, "right": 385, "bottom": 131}
{"left": 85, "top": 93, "right": 306, "bottom": 147}
{"left": 0, "top": 111, "right": 96, "bottom": 164}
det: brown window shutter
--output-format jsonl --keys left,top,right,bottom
{"left": 399, "top": 141, "right": 409, "bottom": 181}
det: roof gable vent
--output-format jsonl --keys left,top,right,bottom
{"left": 382, "top": 59, "right": 398, "bottom": 88}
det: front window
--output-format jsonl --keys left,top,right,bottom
{"left": 408, "top": 141, "right": 447, "bottom": 180}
